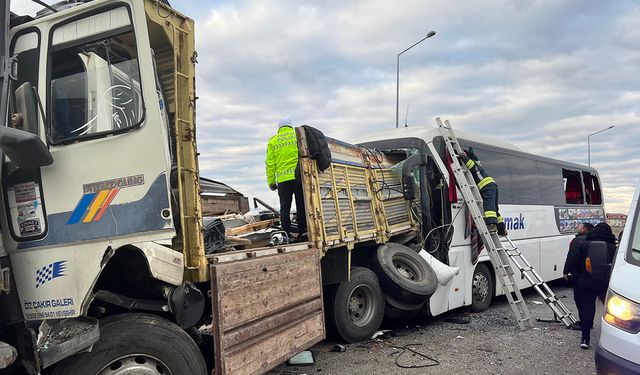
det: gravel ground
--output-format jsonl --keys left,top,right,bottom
{"left": 270, "top": 281, "right": 602, "bottom": 375}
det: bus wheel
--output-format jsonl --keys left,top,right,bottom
{"left": 372, "top": 243, "right": 438, "bottom": 305}
{"left": 324, "top": 267, "right": 384, "bottom": 343}
{"left": 471, "top": 263, "right": 494, "bottom": 312}
{"left": 52, "top": 313, "right": 206, "bottom": 375}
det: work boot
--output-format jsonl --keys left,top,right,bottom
{"left": 497, "top": 222, "right": 508, "bottom": 237}
{"left": 487, "top": 224, "right": 497, "bottom": 233}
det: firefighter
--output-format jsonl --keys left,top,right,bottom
{"left": 459, "top": 148, "right": 507, "bottom": 236}
{"left": 265, "top": 119, "right": 306, "bottom": 238}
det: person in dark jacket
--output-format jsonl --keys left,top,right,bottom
{"left": 562, "top": 222, "right": 594, "bottom": 330}
{"left": 576, "top": 222, "right": 616, "bottom": 349}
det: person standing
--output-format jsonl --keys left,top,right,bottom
{"left": 562, "top": 222, "right": 594, "bottom": 330}
{"left": 265, "top": 119, "right": 306, "bottom": 238}
{"left": 576, "top": 222, "right": 617, "bottom": 349}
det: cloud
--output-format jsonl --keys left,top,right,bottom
{"left": 170, "top": 0, "right": 639, "bottom": 214}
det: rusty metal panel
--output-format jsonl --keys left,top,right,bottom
{"left": 210, "top": 247, "right": 325, "bottom": 375}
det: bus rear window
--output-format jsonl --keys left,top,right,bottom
{"left": 582, "top": 172, "right": 602, "bottom": 205}
{"left": 563, "top": 169, "right": 584, "bottom": 204}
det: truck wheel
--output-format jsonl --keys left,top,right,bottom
{"left": 53, "top": 313, "right": 206, "bottom": 375}
{"left": 324, "top": 267, "right": 384, "bottom": 343}
{"left": 471, "top": 263, "right": 494, "bottom": 312}
{"left": 372, "top": 243, "right": 438, "bottom": 304}
{"left": 384, "top": 294, "right": 424, "bottom": 321}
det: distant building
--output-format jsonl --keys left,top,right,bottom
{"left": 606, "top": 213, "right": 628, "bottom": 227}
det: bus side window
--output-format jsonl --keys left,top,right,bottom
{"left": 562, "top": 169, "right": 584, "bottom": 204}
{"left": 582, "top": 171, "right": 602, "bottom": 205}
{"left": 537, "top": 161, "right": 564, "bottom": 205}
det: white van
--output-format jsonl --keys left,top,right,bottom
{"left": 596, "top": 180, "right": 640, "bottom": 374}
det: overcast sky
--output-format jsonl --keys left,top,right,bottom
{"left": 12, "top": 0, "right": 640, "bottom": 214}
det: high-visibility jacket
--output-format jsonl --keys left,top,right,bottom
{"left": 461, "top": 153, "right": 499, "bottom": 223}
{"left": 463, "top": 157, "right": 495, "bottom": 191}
{"left": 266, "top": 126, "right": 299, "bottom": 186}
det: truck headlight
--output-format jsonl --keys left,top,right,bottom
{"left": 604, "top": 291, "right": 640, "bottom": 334}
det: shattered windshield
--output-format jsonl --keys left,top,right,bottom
{"left": 49, "top": 29, "right": 143, "bottom": 143}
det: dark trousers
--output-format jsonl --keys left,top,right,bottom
{"left": 580, "top": 287, "right": 606, "bottom": 340}
{"left": 480, "top": 182, "right": 500, "bottom": 225}
{"left": 277, "top": 180, "right": 306, "bottom": 235}
{"left": 571, "top": 277, "right": 583, "bottom": 322}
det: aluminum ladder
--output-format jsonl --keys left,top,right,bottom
{"left": 436, "top": 118, "right": 576, "bottom": 329}
{"left": 502, "top": 236, "right": 577, "bottom": 327}
{"left": 437, "top": 117, "right": 533, "bottom": 330}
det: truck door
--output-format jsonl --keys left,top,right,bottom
{"left": 5, "top": 4, "right": 174, "bottom": 251}
{"left": 3, "top": 2, "right": 174, "bottom": 319}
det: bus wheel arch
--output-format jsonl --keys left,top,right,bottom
{"left": 470, "top": 262, "right": 494, "bottom": 312}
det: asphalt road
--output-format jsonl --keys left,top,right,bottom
{"left": 270, "top": 281, "right": 602, "bottom": 375}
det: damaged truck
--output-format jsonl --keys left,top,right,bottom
{"left": 0, "top": 0, "right": 606, "bottom": 374}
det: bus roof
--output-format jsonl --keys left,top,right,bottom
{"left": 350, "top": 125, "right": 598, "bottom": 173}
{"left": 350, "top": 126, "right": 522, "bottom": 152}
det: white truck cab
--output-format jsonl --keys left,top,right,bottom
{"left": 596, "top": 179, "right": 640, "bottom": 374}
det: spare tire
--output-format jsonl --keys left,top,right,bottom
{"left": 372, "top": 242, "right": 438, "bottom": 304}
{"left": 384, "top": 293, "right": 424, "bottom": 321}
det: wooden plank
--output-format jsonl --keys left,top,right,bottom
{"left": 210, "top": 248, "right": 325, "bottom": 375}
{"left": 224, "top": 219, "right": 277, "bottom": 236}
{"left": 224, "top": 313, "right": 324, "bottom": 375}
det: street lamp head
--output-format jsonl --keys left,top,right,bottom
{"left": 608, "top": 125, "right": 615, "bottom": 129}
{"left": 426, "top": 31, "right": 436, "bottom": 38}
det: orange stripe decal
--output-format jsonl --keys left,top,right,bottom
{"left": 93, "top": 189, "right": 120, "bottom": 222}
{"left": 83, "top": 190, "right": 110, "bottom": 223}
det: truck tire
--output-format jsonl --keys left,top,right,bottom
{"left": 324, "top": 267, "right": 384, "bottom": 343}
{"left": 372, "top": 243, "right": 438, "bottom": 305}
{"left": 384, "top": 294, "right": 424, "bottom": 321}
{"left": 52, "top": 313, "right": 206, "bottom": 375}
{"left": 471, "top": 263, "right": 494, "bottom": 312}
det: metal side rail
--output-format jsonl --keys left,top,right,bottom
{"left": 436, "top": 117, "right": 533, "bottom": 330}
{"left": 502, "top": 236, "right": 577, "bottom": 328}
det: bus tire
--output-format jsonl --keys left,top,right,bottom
{"left": 324, "top": 267, "right": 384, "bottom": 343}
{"left": 384, "top": 294, "right": 424, "bottom": 321}
{"left": 471, "top": 263, "right": 494, "bottom": 312}
{"left": 372, "top": 243, "right": 438, "bottom": 304}
{"left": 52, "top": 313, "right": 206, "bottom": 375}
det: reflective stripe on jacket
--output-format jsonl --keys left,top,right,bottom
{"left": 465, "top": 158, "right": 495, "bottom": 191}
{"left": 266, "top": 126, "right": 298, "bottom": 186}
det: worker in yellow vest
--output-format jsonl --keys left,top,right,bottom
{"left": 266, "top": 119, "right": 306, "bottom": 238}
{"left": 459, "top": 148, "right": 507, "bottom": 236}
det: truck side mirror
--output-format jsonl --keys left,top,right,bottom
{"left": 0, "top": 82, "right": 53, "bottom": 168}
{"left": 14, "top": 82, "right": 39, "bottom": 135}
{"left": 587, "top": 241, "right": 612, "bottom": 281}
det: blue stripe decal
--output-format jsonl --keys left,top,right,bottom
{"left": 67, "top": 192, "right": 96, "bottom": 224}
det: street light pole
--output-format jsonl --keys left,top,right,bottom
{"left": 396, "top": 30, "right": 436, "bottom": 128}
{"left": 587, "top": 125, "right": 615, "bottom": 166}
